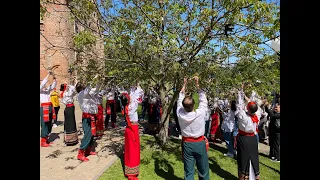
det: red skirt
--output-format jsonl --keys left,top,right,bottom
{"left": 124, "top": 124, "right": 140, "bottom": 176}
{"left": 96, "top": 105, "right": 104, "bottom": 136}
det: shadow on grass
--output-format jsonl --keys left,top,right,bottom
{"left": 208, "top": 158, "right": 238, "bottom": 180}
{"left": 209, "top": 143, "right": 228, "bottom": 155}
{"left": 260, "top": 161, "right": 280, "bottom": 174}
{"left": 154, "top": 158, "right": 183, "bottom": 180}
{"left": 259, "top": 152, "right": 270, "bottom": 158}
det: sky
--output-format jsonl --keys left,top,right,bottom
{"left": 98, "top": 0, "right": 279, "bottom": 64}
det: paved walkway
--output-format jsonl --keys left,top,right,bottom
{"left": 40, "top": 102, "right": 125, "bottom": 180}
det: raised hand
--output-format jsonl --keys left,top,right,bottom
{"left": 183, "top": 77, "right": 188, "bottom": 84}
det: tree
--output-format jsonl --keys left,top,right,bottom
{"left": 44, "top": 0, "right": 280, "bottom": 145}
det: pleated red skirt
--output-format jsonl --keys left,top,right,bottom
{"left": 124, "top": 124, "right": 140, "bottom": 176}
{"left": 96, "top": 105, "right": 104, "bottom": 136}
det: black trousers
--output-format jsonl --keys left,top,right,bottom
{"left": 105, "top": 103, "right": 116, "bottom": 127}
{"left": 269, "top": 132, "right": 280, "bottom": 160}
{"left": 54, "top": 106, "right": 60, "bottom": 124}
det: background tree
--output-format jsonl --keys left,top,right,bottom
{"left": 41, "top": 0, "right": 280, "bottom": 145}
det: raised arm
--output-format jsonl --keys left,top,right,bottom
{"left": 237, "top": 88, "right": 245, "bottom": 111}
{"left": 63, "top": 85, "right": 76, "bottom": 97}
{"left": 194, "top": 76, "right": 208, "bottom": 114}
{"left": 73, "top": 76, "right": 78, "bottom": 86}
{"left": 129, "top": 85, "right": 144, "bottom": 113}
{"left": 48, "top": 77, "right": 57, "bottom": 92}
{"left": 264, "top": 103, "right": 274, "bottom": 117}
{"left": 177, "top": 77, "right": 188, "bottom": 110}
{"left": 40, "top": 73, "right": 50, "bottom": 90}
{"left": 89, "top": 82, "right": 102, "bottom": 96}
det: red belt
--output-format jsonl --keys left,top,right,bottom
{"left": 40, "top": 102, "right": 52, "bottom": 107}
{"left": 66, "top": 103, "right": 74, "bottom": 107}
{"left": 107, "top": 100, "right": 115, "bottom": 104}
{"left": 182, "top": 135, "right": 205, "bottom": 142}
{"left": 82, "top": 112, "right": 95, "bottom": 118}
{"left": 238, "top": 130, "right": 255, "bottom": 136}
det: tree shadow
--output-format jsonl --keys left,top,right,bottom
{"left": 55, "top": 120, "right": 64, "bottom": 126}
{"left": 48, "top": 132, "right": 61, "bottom": 143}
{"left": 154, "top": 158, "right": 183, "bottom": 180}
{"left": 259, "top": 152, "right": 270, "bottom": 158}
{"left": 99, "top": 129, "right": 124, "bottom": 157}
{"left": 208, "top": 158, "right": 238, "bottom": 180}
{"left": 260, "top": 161, "right": 280, "bottom": 174}
{"left": 162, "top": 138, "right": 183, "bottom": 162}
{"left": 209, "top": 143, "right": 228, "bottom": 155}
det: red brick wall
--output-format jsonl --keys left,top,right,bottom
{"left": 40, "top": 0, "right": 75, "bottom": 87}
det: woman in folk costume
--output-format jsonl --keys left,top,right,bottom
{"left": 76, "top": 75, "right": 102, "bottom": 162}
{"left": 236, "top": 84, "right": 262, "bottom": 180}
{"left": 40, "top": 71, "right": 57, "bottom": 147}
{"left": 209, "top": 107, "right": 220, "bottom": 142}
{"left": 121, "top": 82, "right": 144, "bottom": 180}
{"left": 60, "top": 77, "right": 79, "bottom": 146}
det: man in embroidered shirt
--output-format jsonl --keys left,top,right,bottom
{"left": 40, "top": 71, "right": 57, "bottom": 147}
{"left": 177, "top": 76, "right": 209, "bottom": 180}
{"left": 76, "top": 75, "right": 101, "bottom": 162}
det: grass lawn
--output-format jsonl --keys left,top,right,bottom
{"left": 99, "top": 135, "right": 280, "bottom": 180}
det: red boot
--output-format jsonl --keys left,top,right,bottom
{"left": 111, "top": 122, "right": 117, "bottom": 128}
{"left": 77, "top": 149, "right": 89, "bottom": 162}
{"left": 40, "top": 137, "right": 50, "bottom": 147}
{"left": 127, "top": 175, "right": 139, "bottom": 180}
{"left": 85, "top": 146, "right": 97, "bottom": 156}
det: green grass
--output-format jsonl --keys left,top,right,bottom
{"left": 99, "top": 135, "right": 280, "bottom": 180}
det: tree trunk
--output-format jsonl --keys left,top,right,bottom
{"left": 158, "top": 84, "right": 180, "bottom": 145}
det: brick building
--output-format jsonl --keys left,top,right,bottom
{"left": 40, "top": 0, "right": 104, "bottom": 87}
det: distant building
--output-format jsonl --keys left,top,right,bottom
{"left": 40, "top": 0, "right": 104, "bottom": 85}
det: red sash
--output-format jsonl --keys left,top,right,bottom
{"left": 182, "top": 135, "right": 209, "bottom": 152}
{"left": 82, "top": 113, "right": 96, "bottom": 136}
{"left": 238, "top": 129, "right": 255, "bottom": 136}
{"left": 41, "top": 102, "right": 56, "bottom": 122}
{"left": 106, "top": 100, "right": 115, "bottom": 115}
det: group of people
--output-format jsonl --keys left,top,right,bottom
{"left": 40, "top": 70, "right": 280, "bottom": 180}
{"left": 175, "top": 78, "right": 280, "bottom": 180}
{"left": 40, "top": 71, "right": 144, "bottom": 180}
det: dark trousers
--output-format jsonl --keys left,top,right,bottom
{"left": 173, "top": 113, "right": 180, "bottom": 131}
{"left": 40, "top": 106, "right": 53, "bottom": 138}
{"left": 269, "top": 132, "right": 280, "bottom": 160}
{"left": 222, "top": 131, "right": 234, "bottom": 154}
{"left": 204, "top": 121, "right": 210, "bottom": 137}
{"left": 105, "top": 103, "right": 116, "bottom": 127}
{"left": 80, "top": 118, "right": 93, "bottom": 150}
{"left": 141, "top": 102, "right": 148, "bottom": 120}
{"left": 54, "top": 106, "right": 60, "bottom": 124}
{"left": 182, "top": 141, "right": 209, "bottom": 180}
